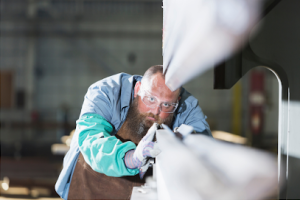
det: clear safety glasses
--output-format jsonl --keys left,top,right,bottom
{"left": 137, "top": 89, "right": 178, "bottom": 113}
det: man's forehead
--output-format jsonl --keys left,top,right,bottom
{"left": 142, "top": 74, "right": 179, "bottom": 99}
{"left": 143, "top": 74, "right": 166, "bottom": 91}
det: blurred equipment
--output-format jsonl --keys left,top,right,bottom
{"left": 131, "top": 128, "right": 280, "bottom": 200}
{"left": 1, "top": 177, "right": 10, "bottom": 191}
{"left": 51, "top": 129, "right": 75, "bottom": 155}
{"left": 249, "top": 70, "right": 266, "bottom": 146}
{"left": 162, "top": 0, "right": 300, "bottom": 199}
{"left": 249, "top": 71, "right": 265, "bottom": 134}
{"left": 212, "top": 130, "right": 247, "bottom": 145}
{"left": 0, "top": 180, "right": 51, "bottom": 198}
{"left": 213, "top": 1, "right": 300, "bottom": 199}
{"left": 0, "top": 71, "right": 14, "bottom": 108}
{"left": 162, "top": 0, "right": 261, "bottom": 91}
{"left": 0, "top": 158, "right": 61, "bottom": 198}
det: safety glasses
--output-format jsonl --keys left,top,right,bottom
{"left": 137, "top": 88, "right": 178, "bottom": 113}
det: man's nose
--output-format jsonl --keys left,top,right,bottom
{"left": 150, "top": 105, "right": 160, "bottom": 115}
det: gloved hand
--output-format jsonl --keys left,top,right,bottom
{"left": 138, "top": 159, "right": 151, "bottom": 179}
{"left": 124, "top": 123, "right": 161, "bottom": 177}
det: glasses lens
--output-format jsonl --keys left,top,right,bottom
{"left": 141, "top": 95, "right": 177, "bottom": 113}
{"left": 142, "top": 96, "right": 158, "bottom": 107}
{"left": 161, "top": 105, "right": 177, "bottom": 113}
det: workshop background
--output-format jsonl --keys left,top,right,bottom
{"left": 1, "top": 0, "right": 279, "bottom": 198}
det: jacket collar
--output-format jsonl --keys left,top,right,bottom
{"left": 121, "top": 74, "right": 142, "bottom": 110}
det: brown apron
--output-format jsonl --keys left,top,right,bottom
{"left": 68, "top": 153, "right": 145, "bottom": 200}
{"left": 68, "top": 120, "right": 150, "bottom": 200}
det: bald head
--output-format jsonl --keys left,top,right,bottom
{"left": 141, "top": 65, "right": 181, "bottom": 97}
{"left": 141, "top": 65, "right": 164, "bottom": 85}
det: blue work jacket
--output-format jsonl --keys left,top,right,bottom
{"left": 55, "top": 73, "right": 211, "bottom": 199}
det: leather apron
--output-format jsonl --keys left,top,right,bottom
{"left": 68, "top": 153, "right": 145, "bottom": 200}
{"left": 68, "top": 120, "right": 150, "bottom": 200}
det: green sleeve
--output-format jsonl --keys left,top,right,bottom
{"left": 77, "top": 113, "right": 139, "bottom": 177}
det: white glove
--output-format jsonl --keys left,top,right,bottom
{"left": 134, "top": 123, "right": 161, "bottom": 166}
{"left": 124, "top": 123, "right": 161, "bottom": 171}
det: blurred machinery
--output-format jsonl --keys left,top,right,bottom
{"left": 131, "top": 0, "right": 300, "bottom": 199}
{"left": 0, "top": 1, "right": 161, "bottom": 198}
{"left": 213, "top": 0, "right": 300, "bottom": 198}
{"left": 162, "top": 0, "right": 261, "bottom": 91}
{"left": 131, "top": 127, "right": 279, "bottom": 200}
{"left": 1, "top": 0, "right": 299, "bottom": 199}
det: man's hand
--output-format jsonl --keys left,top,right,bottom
{"left": 124, "top": 123, "right": 161, "bottom": 177}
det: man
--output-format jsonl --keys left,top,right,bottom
{"left": 55, "top": 65, "right": 211, "bottom": 199}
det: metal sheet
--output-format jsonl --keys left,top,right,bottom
{"left": 155, "top": 130, "right": 280, "bottom": 200}
{"left": 162, "top": 0, "right": 261, "bottom": 91}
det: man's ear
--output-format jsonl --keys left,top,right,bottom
{"left": 177, "top": 96, "right": 181, "bottom": 102}
{"left": 134, "top": 81, "right": 141, "bottom": 98}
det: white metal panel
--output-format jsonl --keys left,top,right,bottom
{"left": 155, "top": 130, "right": 279, "bottom": 200}
{"left": 162, "top": 0, "right": 261, "bottom": 91}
